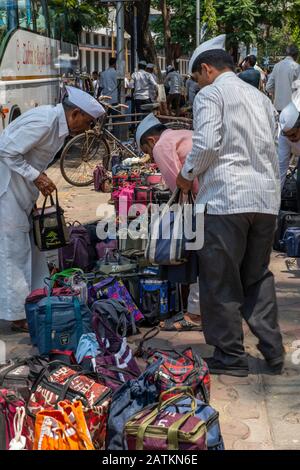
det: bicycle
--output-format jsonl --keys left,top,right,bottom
{"left": 60, "top": 99, "right": 138, "bottom": 187}
{"left": 60, "top": 100, "right": 193, "bottom": 187}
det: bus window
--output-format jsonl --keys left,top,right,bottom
{"left": 0, "top": 0, "right": 7, "bottom": 41}
{"left": 30, "top": 0, "right": 47, "bottom": 34}
{"left": 0, "top": 0, "right": 17, "bottom": 42}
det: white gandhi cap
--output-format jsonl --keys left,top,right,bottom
{"left": 65, "top": 86, "right": 105, "bottom": 119}
{"left": 188, "top": 34, "right": 226, "bottom": 74}
{"left": 135, "top": 113, "right": 161, "bottom": 150}
{"left": 280, "top": 80, "right": 300, "bottom": 131}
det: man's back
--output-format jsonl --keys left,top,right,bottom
{"left": 132, "top": 70, "right": 154, "bottom": 100}
{"left": 266, "top": 57, "right": 300, "bottom": 111}
{"left": 191, "top": 72, "right": 280, "bottom": 214}
{"left": 100, "top": 68, "right": 118, "bottom": 104}
{"left": 166, "top": 71, "right": 183, "bottom": 94}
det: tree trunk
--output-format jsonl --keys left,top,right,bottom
{"left": 124, "top": 0, "right": 161, "bottom": 79}
{"left": 159, "top": 0, "right": 173, "bottom": 66}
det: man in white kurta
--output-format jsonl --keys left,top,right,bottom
{"left": 0, "top": 86, "right": 104, "bottom": 330}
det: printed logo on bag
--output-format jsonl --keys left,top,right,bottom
{"left": 45, "top": 230, "right": 60, "bottom": 247}
{"left": 60, "top": 334, "right": 70, "bottom": 346}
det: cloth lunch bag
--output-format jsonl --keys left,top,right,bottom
{"left": 107, "top": 360, "right": 161, "bottom": 450}
{"left": 25, "top": 285, "right": 75, "bottom": 346}
{"left": 92, "top": 298, "right": 137, "bottom": 337}
{"left": 0, "top": 389, "right": 26, "bottom": 450}
{"left": 35, "top": 295, "right": 92, "bottom": 355}
{"left": 93, "top": 165, "right": 112, "bottom": 193}
{"left": 145, "top": 189, "right": 196, "bottom": 265}
{"left": 112, "top": 184, "right": 135, "bottom": 217}
{"left": 139, "top": 279, "right": 172, "bottom": 325}
{"left": 145, "top": 348, "right": 210, "bottom": 403}
{"left": 93, "top": 313, "right": 141, "bottom": 389}
{"left": 0, "top": 357, "right": 48, "bottom": 403}
{"left": 156, "top": 387, "right": 224, "bottom": 450}
{"left": 89, "top": 277, "right": 144, "bottom": 323}
{"left": 125, "top": 388, "right": 208, "bottom": 451}
{"left": 33, "top": 190, "right": 69, "bottom": 251}
{"left": 25, "top": 361, "right": 112, "bottom": 450}
{"left": 33, "top": 400, "right": 95, "bottom": 451}
{"left": 283, "top": 227, "right": 300, "bottom": 257}
{"left": 96, "top": 250, "right": 137, "bottom": 276}
{"left": 58, "top": 222, "right": 95, "bottom": 272}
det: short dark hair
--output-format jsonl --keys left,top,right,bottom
{"left": 192, "top": 49, "right": 235, "bottom": 74}
{"left": 139, "top": 62, "right": 147, "bottom": 70}
{"left": 92, "top": 70, "right": 98, "bottom": 75}
{"left": 247, "top": 55, "right": 257, "bottom": 67}
{"left": 109, "top": 57, "right": 117, "bottom": 67}
{"left": 286, "top": 44, "right": 299, "bottom": 59}
{"left": 140, "top": 124, "right": 167, "bottom": 146}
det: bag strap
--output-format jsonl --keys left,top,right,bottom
{"left": 134, "top": 327, "right": 160, "bottom": 358}
{"left": 56, "top": 370, "right": 99, "bottom": 404}
{"left": 92, "top": 302, "right": 122, "bottom": 352}
{"left": 135, "top": 387, "right": 195, "bottom": 451}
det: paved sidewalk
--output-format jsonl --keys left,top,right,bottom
{"left": 1, "top": 162, "right": 300, "bottom": 450}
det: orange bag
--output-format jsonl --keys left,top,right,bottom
{"left": 33, "top": 400, "right": 95, "bottom": 450}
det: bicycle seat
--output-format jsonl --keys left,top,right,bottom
{"left": 140, "top": 102, "right": 160, "bottom": 111}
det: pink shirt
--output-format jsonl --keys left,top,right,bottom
{"left": 153, "top": 129, "right": 198, "bottom": 193}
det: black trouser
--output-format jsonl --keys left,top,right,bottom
{"left": 134, "top": 99, "right": 151, "bottom": 121}
{"left": 197, "top": 213, "right": 284, "bottom": 368}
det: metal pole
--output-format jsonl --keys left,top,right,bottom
{"left": 196, "top": 0, "right": 201, "bottom": 46}
{"left": 116, "top": 1, "right": 127, "bottom": 139}
{"left": 133, "top": 4, "right": 138, "bottom": 71}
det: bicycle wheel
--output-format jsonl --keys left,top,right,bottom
{"left": 60, "top": 132, "right": 111, "bottom": 187}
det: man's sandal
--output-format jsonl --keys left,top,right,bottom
{"left": 160, "top": 315, "right": 203, "bottom": 332}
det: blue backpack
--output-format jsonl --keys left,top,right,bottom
{"left": 35, "top": 295, "right": 92, "bottom": 355}
{"left": 283, "top": 227, "right": 300, "bottom": 257}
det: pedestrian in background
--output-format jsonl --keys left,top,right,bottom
{"left": 146, "top": 63, "right": 158, "bottom": 103}
{"left": 239, "top": 55, "right": 261, "bottom": 89}
{"left": 164, "top": 66, "right": 183, "bottom": 116}
{"left": 266, "top": 45, "right": 300, "bottom": 113}
{"left": 132, "top": 60, "right": 158, "bottom": 118}
{"left": 99, "top": 57, "right": 118, "bottom": 106}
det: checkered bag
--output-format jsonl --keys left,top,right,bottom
{"left": 146, "top": 348, "right": 210, "bottom": 403}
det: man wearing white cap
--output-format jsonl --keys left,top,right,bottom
{"left": 278, "top": 101, "right": 300, "bottom": 195}
{"left": 176, "top": 35, "right": 284, "bottom": 377}
{"left": 132, "top": 60, "right": 158, "bottom": 118}
{"left": 0, "top": 86, "right": 104, "bottom": 331}
{"left": 136, "top": 113, "right": 201, "bottom": 331}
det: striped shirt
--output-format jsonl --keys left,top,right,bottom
{"left": 181, "top": 72, "right": 281, "bottom": 215}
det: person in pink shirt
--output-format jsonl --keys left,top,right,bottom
{"left": 135, "top": 114, "right": 201, "bottom": 331}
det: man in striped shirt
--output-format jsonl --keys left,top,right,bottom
{"left": 176, "top": 45, "right": 284, "bottom": 377}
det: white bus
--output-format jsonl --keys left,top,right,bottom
{"left": 0, "top": 0, "right": 79, "bottom": 130}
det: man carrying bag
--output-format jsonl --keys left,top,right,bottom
{"left": 0, "top": 87, "right": 105, "bottom": 331}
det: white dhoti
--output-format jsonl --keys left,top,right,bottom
{"left": 0, "top": 184, "right": 48, "bottom": 321}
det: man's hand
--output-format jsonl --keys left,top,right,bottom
{"left": 34, "top": 173, "right": 56, "bottom": 197}
{"left": 176, "top": 171, "right": 193, "bottom": 194}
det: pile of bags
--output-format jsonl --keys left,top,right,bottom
{"left": 0, "top": 323, "right": 224, "bottom": 450}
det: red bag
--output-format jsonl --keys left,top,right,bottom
{"left": 24, "top": 362, "right": 112, "bottom": 450}
{"left": 0, "top": 389, "right": 25, "bottom": 450}
{"left": 134, "top": 186, "right": 153, "bottom": 205}
{"left": 146, "top": 348, "right": 210, "bottom": 403}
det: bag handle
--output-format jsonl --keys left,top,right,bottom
{"left": 134, "top": 327, "right": 160, "bottom": 358}
{"left": 56, "top": 370, "right": 99, "bottom": 404}
{"left": 92, "top": 302, "right": 123, "bottom": 353}
{"left": 135, "top": 387, "right": 196, "bottom": 450}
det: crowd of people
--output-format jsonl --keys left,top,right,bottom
{"left": 1, "top": 33, "right": 300, "bottom": 380}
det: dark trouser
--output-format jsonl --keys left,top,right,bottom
{"left": 167, "top": 93, "right": 181, "bottom": 116}
{"left": 134, "top": 99, "right": 151, "bottom": 121}
{"left": 107, "top": 105, "right": 123, "bottom": 140}
{"left": 197, "top": 213, "right": 284, "bottom": 368}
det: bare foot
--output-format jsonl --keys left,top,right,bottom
{"left": 11, "top": 319, "right": 29, "bottom": 332}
